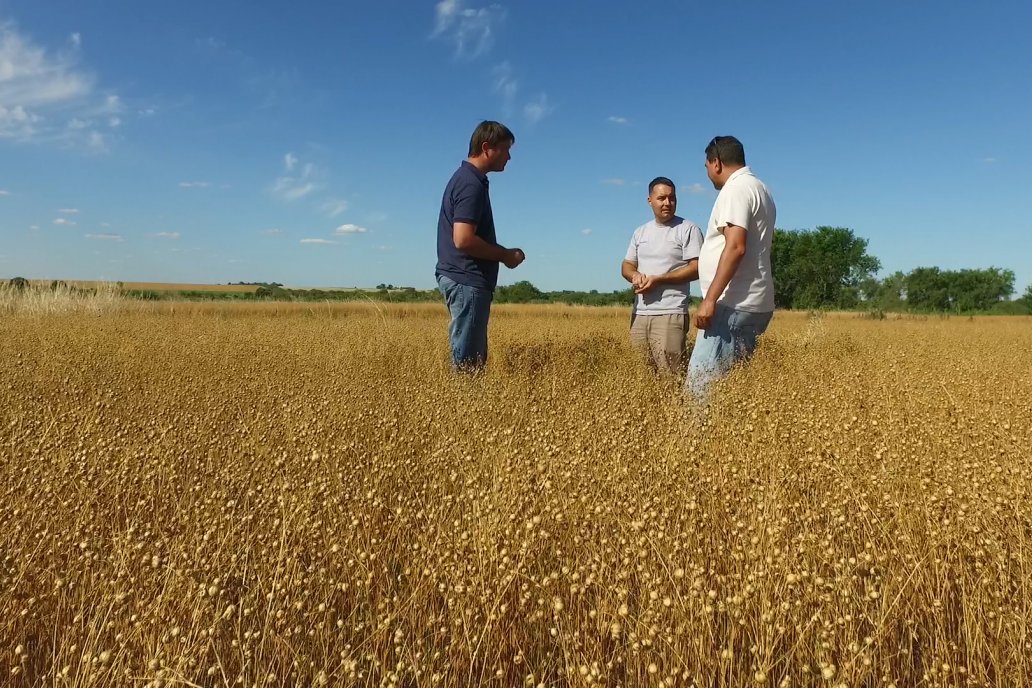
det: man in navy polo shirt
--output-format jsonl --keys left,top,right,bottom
{"left": 436, "top": 120, "right": 525, "bottom": 371}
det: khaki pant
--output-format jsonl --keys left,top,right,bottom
{"left": 629, "top": 313, "right": 687, "bottom": 374}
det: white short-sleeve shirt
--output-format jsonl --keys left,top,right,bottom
{"left": 698, "top": 167, "right": 776, "bottom": 313}
{"left": 624, "top": 216, "right": 704, "bottom": 315}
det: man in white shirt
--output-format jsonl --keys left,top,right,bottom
{"left": 621, "top": 177, "right": 704, "bottom": 374}
{"left": 686, "top": 136, "right": 776, "bottom": 400}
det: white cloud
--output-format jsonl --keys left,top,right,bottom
{"left": 138, "top": 107, "right": 156, "bottom": 117}
{"left": 85, "top": 232, "right": 122, "bottom": 241}
{"left": 53, "top": 217, "right": 76, "bottom": 225}
{"left": 178, "top": 181, "right": 210, "bottom": 188}
{"left": 432, "top": 0, "right": 505, "bottom": 59}
{"left": 334, "top": 223, "right": 368, "bottom": 235}
{"left": 493, "top": 61, "right": 518, "bottom": 112}
{"left": 581, "top": 228, "right": 592, "bottom": 236}
{"left": 607, "top": 116, "right": 629, "bottom": 125}
{"left": 108, "top": 116, "right": 121, "bottom": 128}
{"left": 366, "top": 211, "right": 388, "bottom": 223}
{"left": 29, "top": 224, "right": 38, "bottom": 230}
{"left": 0, "top": 189, "right": 10, "bottom": 196}
{"left": 983, "top": 157, "right": 998, "bottom": 164}
{"left": 300, "top": 238, "right": 335, "bottom": 245}
{"left": 321, "top": 198, "right": 349, "bottom": 217}
{"left": 601, "top": 178, "right": 625, "bottom": 186}
{"left": 69, "top": 33, "right": 81, "bottom": 49}
{"left": 149, "top": 232, "right": 181, "bottom": 240}
{"left": 86, "top": 130, "right": 105, "bottom": 149}
{"left": 271, "top": 154, "right": 320, "bottom": 201}
{"left": 260, "top": 228, "right": 284, "bottom": 236}
{"left": 58, "top": 207, "right": 79, "bottom": 214}
{"left": 686, "top": 183, "right": 708, "bottom": 194}
{"left": 523, "top": 93, "right": 553, "bottom": 124}
{"left": 0, "top": 22, "right": 105, "bottom": 144}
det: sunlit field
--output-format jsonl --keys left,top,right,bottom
{"left": 2, "top": 294, "right": 1030, "bottom": 687}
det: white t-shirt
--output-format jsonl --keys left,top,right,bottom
{"left": 698, "top": 167, "right": 776, "bottom": 313}
{"left": 624, "top": 216, "right": 704, "bottom": 315}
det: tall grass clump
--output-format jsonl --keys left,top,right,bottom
{"left": 0, "top": 280, "right": 124, "bottom": 316}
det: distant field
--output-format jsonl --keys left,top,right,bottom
{"left": 30, "top": 280, "right": 260, "bottom": 293}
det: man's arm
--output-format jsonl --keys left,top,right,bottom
{"left": 622, "top": 260, "right": 642, "bottom": 284}
{"left": 453, "top": 222, "right": 523, "bottom": 267}
{"left": 634, "top": 260, "right": 699, "bottom": 294}
{"left": 694, "top": 225, "right": 746, "bottom": 329}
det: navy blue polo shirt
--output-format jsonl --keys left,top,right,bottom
{"left": 435, "top": 161, "right": 499, "bottom": 291}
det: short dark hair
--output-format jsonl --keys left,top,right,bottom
{"left": 648, "top": 177, "right": 676, "bottom": 194}
{"left": 468, "top": 121, "right": 515, "bottom": 157}
{"left": 705, "top": 136, "right": 746, "bottom": 166}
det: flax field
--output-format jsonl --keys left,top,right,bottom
{"left": 2, "top": 293, "right": 1031, "bottom": 687}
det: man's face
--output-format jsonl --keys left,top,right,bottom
{"left": 705, "top": 157, "right": 723, "bottom": 190}
{"left": 485, "top": 140, "right": 513, "bottom": 172}
{"left": 648, "top": 184, "right": 677, "bottom": 223}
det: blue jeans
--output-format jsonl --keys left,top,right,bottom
{"left": 685, "top": 304, "right": 772, "bottom": 401}
{"left": 437, "top": 274, "right": 493, "bottom": 371}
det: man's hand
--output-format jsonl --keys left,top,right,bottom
{"left": 694, "top": 299, "right": 716, "bottom": 330}
{"left": 634, "top": 274, "right": 658, "bottom": 294}
{"left": 503, "top": 248, "right": 526, "bottom": 269}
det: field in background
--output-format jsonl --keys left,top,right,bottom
{"left": 27, "top": 280, "right": 261, "bottom": 294}
{"left": 2, "top": 298, "right": 1031, "bottom": 687}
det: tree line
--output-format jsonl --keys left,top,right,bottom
{"left": 7, "top": 228, "right": 1031, "bottom": 313}
{"left": 773, "top": 226, "right": 1031, "bottom": 314}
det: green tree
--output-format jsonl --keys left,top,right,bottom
{"left": 771, "top": 227, "right": 881, "bottom": 309}
{"left": 1014, "top": 284, "right": 1032, "bottom": 314}
{"left": 903, "top": 267, "right": 950, "bottom": 311}
{"left": 944, "top": 267, "right": 1014, "bottom": 311}
{"left": 495, "top": 280, "right": 545, "bottom": 303}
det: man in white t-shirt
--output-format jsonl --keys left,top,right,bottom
{"left": 621, "top": 177, "right": 704, "bottom": 374}
{"left": 685, "top": 136, "right": 776, "bottom": 400}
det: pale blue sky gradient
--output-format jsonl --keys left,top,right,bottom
{"left": 1, "top": 1, "right": 1030, "bottom": 293}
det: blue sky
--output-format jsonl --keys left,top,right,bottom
{"left": 1, "top": 0, "right": 1030, "bottom": 293}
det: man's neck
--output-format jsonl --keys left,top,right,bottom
{"left": 467, "top": 156, "right": 491, "bottom": 174}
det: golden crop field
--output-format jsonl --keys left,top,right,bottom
{"left": 2, "top": 292, "right": 1031, "bottom": 687}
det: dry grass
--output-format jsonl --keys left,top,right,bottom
{"left": 1, "top": 303, "right": 1030, "bottom": 687}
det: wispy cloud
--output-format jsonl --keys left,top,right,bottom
{"left": 493, "top": 61, "right": 518, "bottom": 113}
{"left": 85, "top": 232, "right": 122, "bottom": 241}
{"left": 432, "top": 0, "right": 506, "bottom": 59}
{"left": 983, "top": 157, "right": 998, "bottom": 164}
{"left": 523, "top": 93, "right": 553, "bottom": 124}
{"left": 57, "top": 207, "right": 79, "bottom": 214}
{"left": 271, "top": 152, "right": 320, "bottom": 201}
{"left": 607, "top": 116, "right": 629, "bottom": 125}
{"left": 0, "top": 189, "right": 10, "bottom": 196}
{"left": 321, "top": 198, "right": 349, "bottom": 218}
{"left": 53, "top": 217, "right": 76, "bottom": 226}
{"left": 581, "top": 228, "right": 593, "bottom": 236}
{"left": 334, "top": 223, "right": 368, "bottom": 235}
{"left": 260, "top": 228, "right": 284, "bottom": 236}
{"left": 0, "top": 22, "right": 122, "bottom": 148}
{"left": 601, "top": 178, "right": 626, "bottom": 186}
{"left": 149, "top": 231, "right": 181, "bottom": 240}
{"left": 300, "top": 238, "right": 335, "bottom": 245}
{"left": 69, "top": 32, "right": 81, "bottom": 49}
{"left": 686, "top": 183, "right": 708, "bottom": 194}
{"left": 178, "top": 181, "right": 210, "bottom": 188}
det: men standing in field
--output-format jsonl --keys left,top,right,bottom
{"left": 436, "top": 120, "right": 526, "bottom": 371}
{"left": 686, "top": 136, "right": 776, "bottom": 400}
{"left": 621, "top": 177, "right": 704, "bottom": 375}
